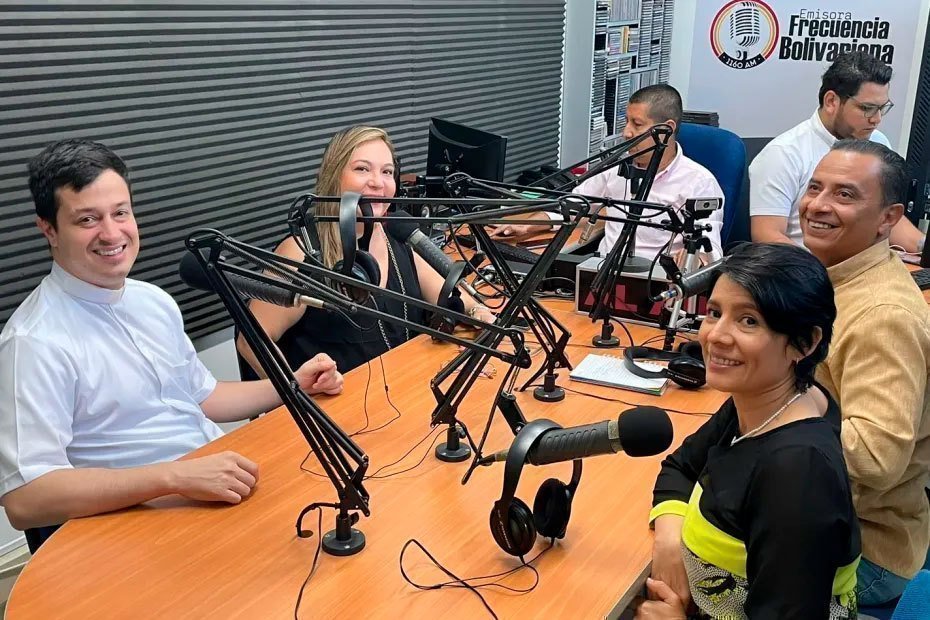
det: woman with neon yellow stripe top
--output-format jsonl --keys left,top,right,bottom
{"left": 638, "top": 243, "right": 860, "bottom": 620}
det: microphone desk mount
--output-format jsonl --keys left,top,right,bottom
{"left": 287, "top": 192, "right": 588, "bottom": 465}
{"left": 656, "top": 198, "right": 720, "bottom": 351}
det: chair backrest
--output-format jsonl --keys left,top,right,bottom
{"left": 676, "top": 123, "right": 747, "bottom": 246}
{"left": 891, "top": 569, "right": 930, "bottom": 620}
{"left": 25, "top": 524, "right": 61, "bottom": 554}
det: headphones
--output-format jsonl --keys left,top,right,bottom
{"left": 489, "top": 419, "right": 582, "bottom": 558}
{"left": 331, "top": 192, "right": 380, "bottom": 303}
{"left": 623, "top": 341, "right": 705, "bottom": 389}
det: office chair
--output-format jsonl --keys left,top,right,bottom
{"left": 860, "top": 568, "right": 930, "bottom": 620}
{"left": 676, "top": 123, "right": 747, "bottom": 246}
{"left": 890, "top": 569, "right": 930, "bottom": 620}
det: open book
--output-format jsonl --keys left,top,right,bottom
{"left": 569, "top": 353, "right": 668, "bottom": 396}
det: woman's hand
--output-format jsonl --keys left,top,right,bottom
{"left": 294, "top": 353, "right": 344, "bottom": 395}
{"left": 468, "top": 304, "right": 497, "bottom": 324}
{"left": 650, "top": 515, "right": 692, "bottom": 609}
{"left": 633, "top": 578, "right": 687, "bottom": 619}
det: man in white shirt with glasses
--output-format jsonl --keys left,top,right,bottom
{"left": 750, "top": 51, "right": 924, "bottom": 253}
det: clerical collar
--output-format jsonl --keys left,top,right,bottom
{"left": 49, "top": 261, "right": 125, "bottom": 304}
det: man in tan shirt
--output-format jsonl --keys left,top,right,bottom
{"left": 802, "top": 139, "right": 930, "bottom": 605}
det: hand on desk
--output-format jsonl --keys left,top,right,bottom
{"left": 488, "top": 212, "right": 552, "bottom": 240}
{"left": 295, "top": 353, "right": 344, "bottom": 396}
{"left": 633, "top": 578, "right": 687, "bottom": 619}
{"left": 469, "top": 305, "right": 497, "bottom": 324}
{"left": 171, "top": 451, "right": 259, "bottom": 504}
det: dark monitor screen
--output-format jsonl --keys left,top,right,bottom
{"left": 426, "top": 117, "right": 507, "bottom": 182}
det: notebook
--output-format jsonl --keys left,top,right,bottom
{"left": 569, "top": 353, "right": 668, "bottom": 396}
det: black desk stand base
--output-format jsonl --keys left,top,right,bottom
{"left": 322, "top": 511, "right": 366, "bottom": 556}
{"left": 592, "top": 321, "right": 620, "bottom": 348}
{"left": 436, "top": 423, "right": 471, "bottom": 462}
{"left": 533, "top": 372, "right": 565, "bottom": 402}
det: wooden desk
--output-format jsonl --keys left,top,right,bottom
{"left": 7, "top": 303, "right": 724, "bottom": 619}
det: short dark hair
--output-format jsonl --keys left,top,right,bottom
{"left": 629, "top": 84, "right": 682, "bottom": 135}
{"left": 830, "top": 139, "right": 908, "bottom": 206}
{"left": 28, "top": 139, "right": 130, "bottom": 228}
{"left": 715, "top": 243, "right": 836, "bottom": 392}
{"left": 818, "top": 51, "right": 892, "bottom": 106}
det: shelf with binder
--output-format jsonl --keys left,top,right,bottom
{"left": 586, "top": 0, "right": 674, "bottom": 157}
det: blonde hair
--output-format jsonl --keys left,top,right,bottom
{"left": 314, "top": 126, "right": 396, "bottom": 267}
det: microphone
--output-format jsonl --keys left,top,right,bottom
{"left": 385, "top": 212, "right": 481, "bottom": 297}
{"left": 477, "top": 405, "right": 673, "bottom": 466}
{"left": 179, "top": 251, "right": 339, "bottom": 311}
{"left": 651, "top": 256, "right": 726, "bottom": 303}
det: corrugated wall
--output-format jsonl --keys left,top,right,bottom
{"left": 0, "top": 1, "right": 565, "bottom": 339}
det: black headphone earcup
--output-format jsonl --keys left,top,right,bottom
{"left": 490, "top": 498, "right": 537, "bottom": 557}
{"left": 533, "top": 478, "right": 573, "bottom": 540}
{"left": 667, "top": 356, "right": 706, "bottom": 389}
{"left": 677, "top": 340, "right": 704, "bottom": 362}
{"left": 333, "top": 251, "right": 381, "bottom": 303}
{"left": 353, "top": 251, "right": 381, "bottom": 286}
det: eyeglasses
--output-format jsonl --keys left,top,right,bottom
{"left": 847, "top": 96, "right": 895, "bottom": 119}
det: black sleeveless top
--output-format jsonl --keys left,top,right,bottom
{"left": 277, "top": 235, "right": 427, "bottom": 374}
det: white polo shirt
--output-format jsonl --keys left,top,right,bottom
{"left": 0, "top": 263, "right": 222, "bottom": 498}
{"left": 575, "top": 144, "right": 725, "bottom": 261}
{"left": 748, "top": 110, "right": 891, "bottom": 247}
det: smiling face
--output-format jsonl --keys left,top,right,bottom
{"left": 800, "top": 150, "right": 901, "bottom": 268}
{"left": 36, "top": 168, "right": 139, "bottom": 289}
{"left": 338, "top": 139, "right": 396, "bottom": 217}
{"left": 698, "top": 275, "right": 801, "bottom": 396}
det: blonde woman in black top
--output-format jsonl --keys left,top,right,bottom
{"left": 238, "top": 126, "right": 494, "bottom": 375}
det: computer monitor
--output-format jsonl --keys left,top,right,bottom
{"left": 426, "top": 117, "right": 507, "bottom": 182}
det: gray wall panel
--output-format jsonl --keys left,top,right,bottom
{"left": 0, "top": 1, "right": 565, "bottom": 339}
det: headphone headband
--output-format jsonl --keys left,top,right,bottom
{"left": 623, "top": 345, "right": 706, "bottom": 389}
{"left": 338, "top": 192, "right": 375, "bottom": 276}
{"left": 495, "top": 419, "right": 560, "bottom": 515}
{"left": 624, "top": 346, "right": 680, "bottom": 379}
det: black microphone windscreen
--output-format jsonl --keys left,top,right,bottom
{"left": 617, "top": 406, "right": 674, "bottom": 457}
{"left": 178, "top": 251, "right": 214, "bottom": 293}
{"left": 384, "top": 211, "right": 419, "bottom": 242}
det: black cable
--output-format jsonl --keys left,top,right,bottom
{"left": 637, "top": 333, "right": 695, "bottom": 348}
{"left": 450, "top": 227, "right": 509, "bottom": 304}
{"left": 347, "top": 360, "right": 374, "bottom": 436}
{"left": 467, "top": 363, "right": 520, "bottom": 482}
{"left": 608, "top": 316, "right": 635, "bottom": 347}
{"left": 536, "top": 276, "right": 576, "bottom": 289}
{"left": 366, "top": 427, "right": 445, "bottom": 479}
{"left": 525, "top": 383, "right": 712, "bottom": 417}
{"left": 353, "top": 356, "right": 402, "bottom": 436}
{"left": 398, "top": 538, "right": 554, "bottom": 619}
{"left": 293, "top": 507, "right": 324, "bottom": 620}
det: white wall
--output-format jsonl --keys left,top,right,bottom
{"left": 897, "top": 0, "right": 930, "bottom": 156}
{"left": 668, "top": 0, "right": 928, "bottom": 151}
{"left": 559, "top": 1, "right": 597, "bottom": 166}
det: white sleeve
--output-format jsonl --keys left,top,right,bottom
{"left": 574, "top": 171, "right": 608, "bottom": 198}
{"left": 748, "top": 143, "right": 804, "bottom": 218}
{"left": 159, "top": 287, "right": 217, "bottom": 403}
{"left": 0, "top": 336, "right": 76, "bottom": 497}
{"left": 184, "top": 335, "right": 217, "bottom": 404}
